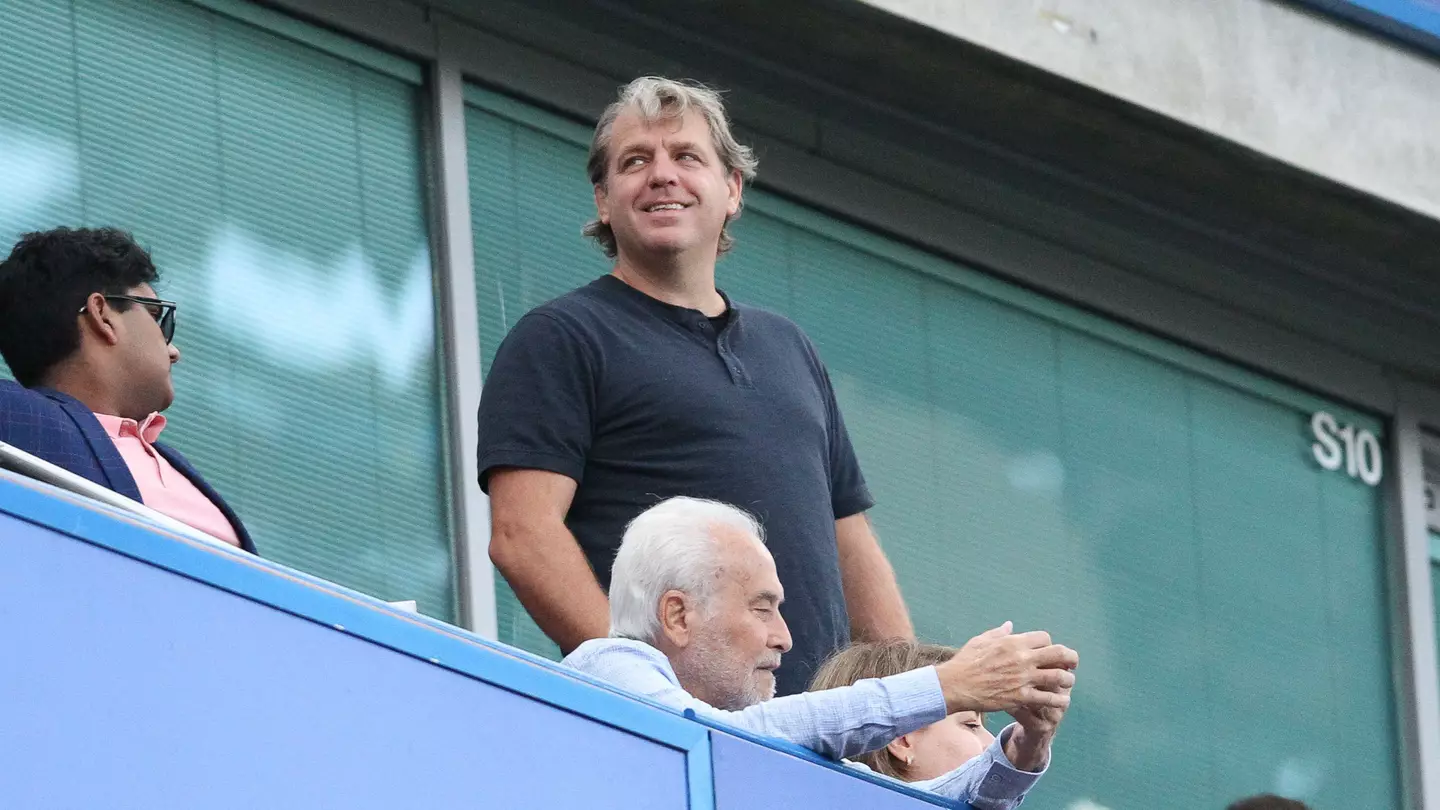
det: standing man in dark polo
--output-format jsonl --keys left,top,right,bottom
{"left": 476, "top": 76, "right": 913, "bottom": 695}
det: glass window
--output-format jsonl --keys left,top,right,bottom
{"left": 466, "top": 88, "right": 1400, "bottom": 808}
{"left": 1432, "top": 532, "right": 1440, "bottom": 691}
{"left": 0, "top": 0, "right": 454, "bottom": 619}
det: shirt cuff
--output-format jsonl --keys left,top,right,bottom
{"left": 888, "top": 665, "right": 949, "bottom": 728}
{"left": 974, "top": 723, "right": 1046, "bottom": 806}
{"left": 832, "top": 487, "right": 876, "bottom": 520}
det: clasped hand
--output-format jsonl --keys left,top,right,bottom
{"left": 935, "top": 621, "right": 1077, "bottom": 771}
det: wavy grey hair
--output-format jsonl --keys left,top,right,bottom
{"left": 583, "top": 76, "right": 759, "bottom": 258}
{"left": 609, "top": 496, "right": 766, "bottom": 644}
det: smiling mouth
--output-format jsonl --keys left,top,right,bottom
{"left": 643, "top": 202, "right": 690, "bottom": 212}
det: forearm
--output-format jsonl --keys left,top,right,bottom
{"left": 490, "top": 521, "right": 610, "bottom": 653}
{"left": 1002, "top": 723, "right": 1052, "bottom": 773}
{"left": 835, "top": 513, "right": 913, "bottom": 641}
{"left": 705, "top": 667, "right": 946, "bottom": 759}
{"left": 572, "top": 645, "right": 941, "bottom": 760}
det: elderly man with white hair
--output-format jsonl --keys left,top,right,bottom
{"left": 564, "top": 497, "right": 1078, "bottom": 809}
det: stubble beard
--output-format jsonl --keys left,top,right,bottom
{"left": 685, "top": 631, "right": 771, "bottom": 711}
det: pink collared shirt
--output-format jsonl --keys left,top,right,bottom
{"left": 92, "top": 412, "right": 243, "bottom": 548}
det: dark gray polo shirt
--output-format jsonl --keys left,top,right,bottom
{"left": 476, "top": 274, "right": 874, "bottom": 695}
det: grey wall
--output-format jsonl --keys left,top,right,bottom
{"left": 863, "top": 0, "right": 1440, "bottom": 222}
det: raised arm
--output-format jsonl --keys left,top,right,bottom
{"left": 575, "top": 640, "right": 945, "bottom": 759}
{"left": 575, "top": 625, "right": 1077, "bottom": 760}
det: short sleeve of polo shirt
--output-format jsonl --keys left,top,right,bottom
{"left": 475, "top": 312, "right": 596, "bottom": 492}
{"left": 818, "top": 360, "right": 874, "bottom": 519}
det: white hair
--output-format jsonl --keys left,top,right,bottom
{"left": 609, "top": 496, "right": 766, "bottom": 643}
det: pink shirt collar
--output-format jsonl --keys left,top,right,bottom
{"left": 90, "top": 411, "right": 243, "bottom": 549}
{"left": 93, "top": 412, "right": 167, "bottom": 445}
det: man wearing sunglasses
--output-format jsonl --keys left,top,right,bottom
{"left": 0, "top": 227, "right": 254, "bottom": 552}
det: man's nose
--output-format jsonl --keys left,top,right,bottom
{"left": 772, "top": 616, "right": 793, "bottom": 654}
{"left": 647, "top": 154, "right": 679, "bottom": 186}
{"left": 168, "top": 344, "right": 181, "bottom": 365}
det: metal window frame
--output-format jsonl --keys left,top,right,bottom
{"left": 1388, "top": 388, "right": 1440, "bottom": 810}
{"left": 427, "top": 47, "right": 496, "bottom": 638}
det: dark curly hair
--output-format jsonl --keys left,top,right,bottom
{"left": 0, "top": 227, "right": 158, "bottom": 386}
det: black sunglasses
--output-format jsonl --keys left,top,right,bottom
{"left": 78, "top": 294, "right": 178, "bottom": 344}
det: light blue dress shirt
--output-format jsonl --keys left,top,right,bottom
{"left": 563, "top": 637, "right": 1045, "bottom": 809}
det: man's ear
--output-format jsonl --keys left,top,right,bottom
{"left": 725, "top": 169, "right": 743, "bottom": 218}
{"left": 885, "top": 733, "right": 916, "bottom": 768}
{"left": 658, "top": 589, "right": 693, "bottom": 648}
{"left": 79, "top": 293, "right": 121, "bottom": 347}
{"left": 594, "top": 183, "right": 611, "bottom": 226}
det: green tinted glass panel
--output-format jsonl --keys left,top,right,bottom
{"left": 0, "top": 0, "right": 453, "bottom": 619}
{"left": 1433, "top": 532, "right": 1440, "bottom": 692}
{"left": 465, "top": 93, "right": 1399, "bottom": 807}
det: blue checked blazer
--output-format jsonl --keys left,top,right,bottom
{"left": 0, "top": 380, "right": 255, "bottom": 554}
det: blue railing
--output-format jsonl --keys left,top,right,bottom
{"left": 0, "top": 468, "right": 962, "bottom": 809}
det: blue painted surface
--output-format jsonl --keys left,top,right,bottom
{"left": 710, "top": 730, "right": 965, "bottom": 809}
{"left": 0, "top": 508, "right": 689, "bottom": 809}
{"left": 1296, "top": 0, "right": 1440, "bottom": 54}
{"left": 689, "top": 711, "right": 957, "bottom": 808}
{"left": 0, "top": 472, "right": 949, "bottom": 809}
{"left": 0, "top": 473, "right": 705, "bottom": 752}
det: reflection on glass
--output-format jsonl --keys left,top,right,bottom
{"left": 0, "top": 125, "right": 80, "bottom": 237}
{"left": 204, "top": 226, "right": 435, "bottom": 385}
{"left": 1005, "top": 450, "right": 1066, "bottom": 494}
{"left": 1066, "top": 800, "right": 1113, "bottom": 810}
{"left": 168, "top": 226, "right": 450, "bottom": 617}
{"left": 1274, "top": 757, "right": 1324, "bottom": 802}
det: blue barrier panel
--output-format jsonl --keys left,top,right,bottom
{"left": 0, "top": 469, "right": 992, "bottom": 810}
{"left": 710, "top": 728, "right": 957, "bottom": 808}
{"left": 0, "top": 473, "right": 702, "bottom": 810}
{"left": 689, "top": 708, "right": 966, "bottom": 809}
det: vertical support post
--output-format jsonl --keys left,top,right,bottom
{"left": 1387, "top": 401, "right": 1439, "bottom": 810}
{"left": 428, "top": 46, "right": 495, "bottom": 639}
